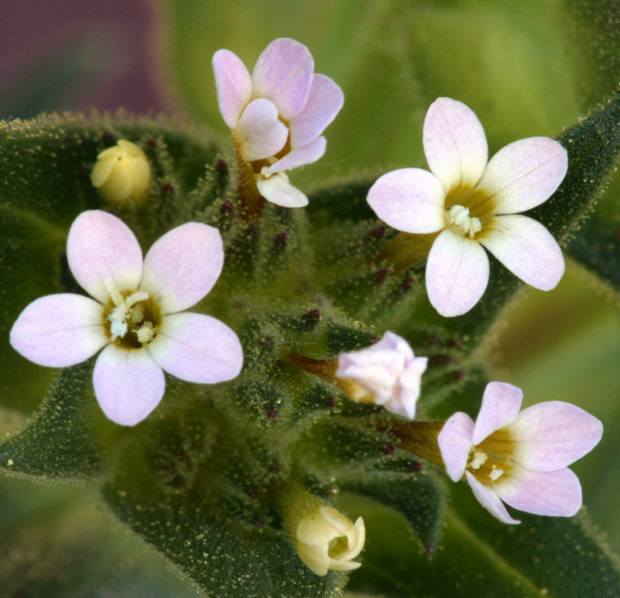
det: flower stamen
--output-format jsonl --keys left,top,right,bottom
{"left": 446, "top": 205, "right": 482, "bottom": 239}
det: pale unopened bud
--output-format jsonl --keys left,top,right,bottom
{"left": 335, "top": 331, "right": 427, "bottom": 420}
{"left": 295, "top": 506, "right": 365, "bottom": 576}
{"left": 91, "top": 140, "right": 151, "bottom": 204}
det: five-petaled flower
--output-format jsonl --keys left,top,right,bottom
{"left": 213, "top": 37, "right": 344, "bottom": 208}
{"left": 335, "top": 331, "right": 427, "bottom": 420}
{"left": 295, "top": 506, "right": 365, "bottom": 576}
{"left": 367, "top": 97, "right": 568, "bottom": 317}
{"left": 10, "top": 210, "right": 244, "bottom": 426}
{"left": 437, "top": 382, "right": 602, "bottom": 524}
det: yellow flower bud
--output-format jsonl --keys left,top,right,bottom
{"left": 91, "top": 140, "right": 151, "bottom": 204}
{"left": 295, "top": 506, "right": 365, "bottom": 576}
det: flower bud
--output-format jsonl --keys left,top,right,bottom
{"left": 295, "top": 506, "right": 365, "bottom": 576}
{"left": 335, "top": 331, "right": 427, "bottom": 420}
{"left": 91, "top": 140, "right": 151, "bottom": 204}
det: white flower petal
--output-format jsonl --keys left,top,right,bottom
{"left": 466, "top": 471, "right": 521, "bottom": 524}
{"left": 479, "top": 215, "right": 565, "bottom": 291}
{"left": 438, "top": 412, "right": 475, "bottom": 482}
{"left": 140, "top": 222, "right": 224, "bottom": 315}
{"left": 148, "top": 312, "right": 243, "bottom": 384}
{"left": 367, "top": 168, "right": 446, "bottom": 234}
{"left": 268, "top": 136, "right": 326, "bottom": 173}
{"left": 235, "top": 98, "right": 289, "bottom": 162}
{"left": 212, "top": 49, "right": 252, "bottom": 129}
{"left": 10, "top": 294, "right": 107, "bottom": 367}
{"left": 473, "top": 382, "right": 523, "bottom": 445}
{"left": 426, "top": 228, "right": 490, "bottom": 317}
{"left": 290, "top": 74, "right": 344, "bottom": 149}
{"left": 507, "top": 401, "right": 603, "bottom": 471}
{"left": 257, "top": 172, "right": 308, "bottom": 207}
{"left": 423, "top": 97, "right": 488, "bottom": 192}
{"left": 476, "top": 137, "right": 568, "bottom": 214}
{"left": 495, "top": 467, "right": 582, "bottom": 518}
{"left": 252, "top": 38, "right": 314, "bottom": 121}
{"left": 93, "top": 344, "right": 165, "bottom": 426}
{"left": 67, "top": 210, "right": 143, "bottom": 304}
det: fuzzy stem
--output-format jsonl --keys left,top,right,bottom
{"left": 235, "top": 145, "right": 266, "bottom": 220}
{"left": 379, "top": 420, "right": 446, "bottom": 469}
{"left": 377, "top": 231, "right": 438, "bottom": 272}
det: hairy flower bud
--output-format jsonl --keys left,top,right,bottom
{"left": 295, "top": 506, "right": 365, "bottom": 576}
{"left": 91, "top": 140, "right": 151, "bottom": 204}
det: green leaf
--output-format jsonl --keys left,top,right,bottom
{"left": 0, "top": 363, "right": 104, "bottom": 483}
{"left": 342, "top": 487, "right": 620, "bottom": 598}
{"left": 339, "top": 469, "right": 446, "bottom": 553}
{"left": 101, "top": 402, "right": 348, "bottom": 598}
{"left": 567, "top": 219, "right": 620, "bottom": 298}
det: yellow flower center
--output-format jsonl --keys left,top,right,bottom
{"left": 104, "top": 281, "right": 161, "bottom": 349}
{"left": 444, "top": 185, "right": 499, "bottom": 241}
{"left": 465, "top": 427, "right": 515, "bottom": 485}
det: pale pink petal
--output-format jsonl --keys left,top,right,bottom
{"left": 375, "top": 331, "right": 415, "bottom": 361}
{"left": 466, "top": 472, "right": 521, "bottom": 524}
{"left": 212, "top": 49, "right": 252, "bottom": 129}
{"left": 495, "top": 467, "right": 582, "bottom": 518}
{"left": 479, "top": 215, "right": 565, "bottom": 291}
{"left": 235, "top": 98, "right": 289, "bottom": 162}
{"left": 67, "top": 210, "right": 143, "bottom": 304}
{"left": 252, "top": 38, "right": 314, "bottom": 121}
{"left": 507, "top": 401, "right": 603, "bottom": 471}
{"left": 148, "top": 312, "right": 243, "bottom": 384}
{"left": 268, "top": 136, "right": 326, "bottom": 173}
{"left": 289, "top": 74, "right": 344, "bottom": 149}
{"left": 423, "top": 98, "right": 488, "bottom": 192}
{"left": 93, "top": 344, "right": 165, "bottom": 426}
{"left": 141, "top": 222, "right": 224, "bottom": 315}
{"left": 257, "top": 172, "right": 308, "bottom": 207}
{"left": 367, "top": 168, "right": 446, "bottom": 234}
{"left": 472, "top": 382, "right": 523, "bottom": 445}
{"left": 477, "top": 137, "right": 568, "bottom": 214}
{"left": 438, "top": 412, "right": 475, "bottom": 482}
{"left": 10, "top": 294, "right": 107, "bottom": 367}
{"left": 426, "top": 228, "right": 490, "bottom": 317}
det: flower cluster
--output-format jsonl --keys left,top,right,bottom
{"left": 6, "top": 36, "right": 603, "bottom": 581}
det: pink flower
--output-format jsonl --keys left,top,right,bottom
{"left": 367, "top": 97, "right": 568, "bottom": 317}
{"left": 437, "top": 382, "right": 602, "bottom": 524}
{"left": 213, "top": 38, "right": 344, "bottom": 208}
{"left": 10, "top": 210, "right": 244, "bottom": 426}
{"left": 335, "top": 332, "right": 428, "bottom": 420}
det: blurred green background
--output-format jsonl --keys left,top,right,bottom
{"left": 2, "top": 0, "right": 620, "bottom": 594}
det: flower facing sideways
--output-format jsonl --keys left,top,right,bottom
{"left": 295, "top": 506, "right": 365, "bottom": 576}
{"left": 335, "top": 331, "right": 428, "bottom": 420}
{"left": 213, "top": 37, "right": 344, "bottom": 208}
{"left": 10, "top": 210, "right": 244, "bottom": 426}
{"left": 437, "top": 382, "right": 602, "bottom": 524}
{"left": 367, "top": 97, "right": 568, "bottom": 317}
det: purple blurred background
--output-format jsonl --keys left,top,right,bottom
{"left": 0, "top": 0, "right": 168, "bottom": 117}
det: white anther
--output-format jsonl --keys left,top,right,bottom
{"left": 469, "top": 451, "right": 488, "bottom": 470}
{"left": 136, "top": 321, "right": 156, "bottom": 344}
{"left": 446, "top": 205, "right": 482, "bottom": 239}
{"left": 489, "top": 469, "right": 504, "bottom": 481}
